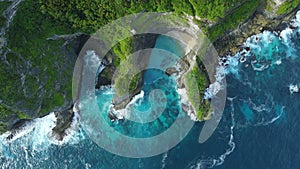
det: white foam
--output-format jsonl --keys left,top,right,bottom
{"left": 51, "top": 111, "right": 84, "bottom": 145}
{"left": 254, "top": 106, "right": 285, "bottom": 126}
{"left": 177, "top": 88, "right": 198, "bottom": 121}
{"left": 131, "top": 29, "right": 137, "bottom": 35}
{"left": 85, "top": 50, "right": 106, "bottom": 83}
{"left": 188, "top": 99, "right": 236, "bottom": 169}
{"left": 274, "top": 59, "right": 282, "bottom": 65}
{"left": 224, "top": 54, "right": 242, "bottom": 79}
{"left": 127, "top": 90, "right": 144, "bottom": 106}
{"left": 204, "top": 81, "right": 222, "bottom": 99}
{"left": 84, "top": 50, "right": 103, "bottom": 72}
{"left": 280, "top": 28, "right": 293, "bottom": 43}
{"left": 109, "top": 90, "right": 145, "bottom": 121}
{"left": 0, "top": 112, "right": 57, "bottom": 154}
{"left": 289, "top": 84, "right": 299, "bottom": 94}
{"left": 204, "top": 57, "right": 227, "bottom": 99}
{"left": 251, "top": 62, "right": 270, "bottom": 71}
{"left": 0, "top": 110, "right": 84, "bottom": 158}
{"left": 291, "top": 11, "right": 300, "bottom": 27}
{"left": 161, "top": 152, "right": 168, "bottom": 169}
{"left": 85, "top": 163, "right": 92, "bottom": 169}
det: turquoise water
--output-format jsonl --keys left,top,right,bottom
{"left": 94, "top": 35, "right": 186, "bottom": 138}
{"left": 1, "top": 12, "right": 300, "bottom": 169}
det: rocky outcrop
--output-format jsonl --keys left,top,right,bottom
{"left": 52, "top": 107, "right": 74, "bottom": 141}
{"left": 96, "top": 34, "right": 159, "bottom": 110}
{"left": 214, "top": 3, "right": 300, "bottom": 56}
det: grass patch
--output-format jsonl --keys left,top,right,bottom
{"left": 266, "top": 0, "right": 276, "bottom": 12}
{"left": 277, "top": 0, "right": 300, "bottom": 15}
{"left": 185, "top": 65, "right": 210, "bottom": 120}
{"left": 114, "top": 58, "right": 139, "bottom": 97}
{"left": 208, "top": 0, "right": 261, "bottom": 41}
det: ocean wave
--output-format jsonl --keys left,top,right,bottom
{"left": 51, "top": 111, "right": 85, "bottom": 146}
{"left": 253, "top": 105, "right": 285, "bottom": 126}
{"left": 187, "top": 98, "right": 236, "bottom": 169}
{"left": 112, "top": 90, "right": 145, "bottom": 121}
{"left": 84, "top": 50, "right": 102, "bottom": 71}
{"left": 0, "top": 112, "right": 57, "bottom": 159}
{"left": 222, "top": 12, "right": 300, "bottom": 77}
{"left": 248, "top": 98, "right": 271, "bottom": 113}
{"left": 177, "top": 87, "right": 198, "bottom": 121}
{"left": 0, "top": 111, "right": 84, "bottom": 159}
{"left": 161, "top": 152, "right": 168, "bottom": 169}
{"left": 289, "top": 83, "right": 299, "bottom": 94}
{"left": 235, "top": 95, "right": 285, "bottom": 128}
{"left": 204, "top": 58, "right": 227, "bottom": 99}
{"left": 291, "top": 11, "right": 300, "bottom": 28}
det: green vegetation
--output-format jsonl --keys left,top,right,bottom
{"left": 39, "top": 0, "right": 255, "bottom": 38}
{"left": 38, "top": 0, "right": 174, "bottom": 34}
{"left": 277, "top": 0, "right": 300, "bottom": 15}
{"left": 266, "top": 0, "right": 276, "bottom": 12}
{"left": 0, "top": 2, "right": 11, "bottom": 27}
{"left": 189, "top": 0, "right": 246, "bottom": 21}
{"left": 0, "top": 104, "right": 30, "bottom": 134}
{"left": 113, "top": 53, "right": 140, "bottom": 96}
{"left": 105, "top": 37, "right": 141, "bottom": 97}
{"left": 185, "top": 65, "right": 210, "bottom": 120}
{"left": 1, "top": 0, "right": 74, "bottom": 117}
{"left": 129, "top": 73, "right": 141, "bottom": 92}
{"left": 208, "top": 0, "right": 261, "bottom": 41}
{"left": 0, "top": 123, "right": 7, "bottom": 135}
{"left": 112, "top": 37, "right": 134, "bottom": 66}
{"left": 0, "top": 0, "right": 298, "bottom": 133}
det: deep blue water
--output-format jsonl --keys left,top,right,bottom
{"left": 1, "top": 12, "right": 300, "bottom": 169}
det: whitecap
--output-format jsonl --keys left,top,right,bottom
{"left": 187, "top": 99, "right": 236, "bottom": 169}
{"left": 204, "top": 57, "right": 227, "bottom": 99}
{"left": 51, "top": 111, "right": 85, "bottom": 146}
{"left": 251, "top": 62, "right": 269, "bottom": 71}
{"left": 291, "top": 11, "right": 300, "bottom": 28}
{"left": 274, "top": 59, "right": 282, "bottom": 65}
{"left": 289, "top": 84, "right": 299, "bottom": 94}
{"left": 254, "top": 106, "right": 285, "bottom": 126}
{"left": 161, "top": 152, "right": 168, "bottom": 169}
{"left": 0, "top": 110, "right": 85, "bottom": 159}
{"left": 204, "top": 81, "right": 222, "bottom": 99}
{"left": 280, "top": 28, "right": 293, "bottom": 44}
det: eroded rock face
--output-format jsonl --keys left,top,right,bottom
{"left": 165, "top": 67, "right": 178, "bottom": 76}
{"left": 96, "top": 34, "right": 159, "bottom": 110}
{"left": 214, "top": 5, "right": 300, "bottom": 56}
{"left": 52, "top": 107, "right": 74, "bottom": 141}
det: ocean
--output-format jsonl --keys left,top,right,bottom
{"left": 1, "top": 11, "right": 300, "bottom": 169}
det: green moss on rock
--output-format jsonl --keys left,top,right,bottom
{"left": 185, "top": 64, "right": 210, "bottom": 120}
{"left": 277, "top": 0, "right": 300, "bottom": 15}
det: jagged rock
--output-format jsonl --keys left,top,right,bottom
{"left": 110, "top": 34, "right": 159, "bottom": 110}
{"left": 6, "top": 118, "right": 31, "bottom": 141}
{"left": 52, "top": 107, "right": 74, "bottom": 141}
{"left": 214, "top": 5, "right": 300, "bottom": 56}
{"left": 165, "top": 67, "right": 178, "bottom": 76}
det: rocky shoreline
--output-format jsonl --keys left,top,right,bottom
{"left": 4, "top": 4, "right": 300, "bottom": 140}
{"left": 214, "top": 4, "right": 300, "bottom": 56}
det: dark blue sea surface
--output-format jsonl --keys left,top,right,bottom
{"left": 1, "top": 12, "right": 300, "bottom": 169}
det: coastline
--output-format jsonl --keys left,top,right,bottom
{"left": 214, "top": 4, "right": 300, "bottom": 56}
{"left": 2, "top": 3, "right": 300, "bottom": 138}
